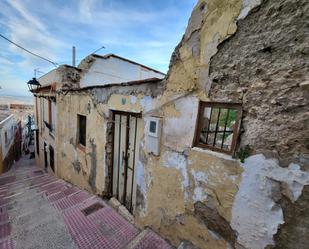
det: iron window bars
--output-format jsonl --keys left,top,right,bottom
{"left": 194, "top": 102, "right": 242, "bottom": 155}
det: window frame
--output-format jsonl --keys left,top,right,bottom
{"left": 194, "top": 101, "right": 242, "bottom": 155}
{"left": 77, "top": 114, "right": 87, "bottom": 148}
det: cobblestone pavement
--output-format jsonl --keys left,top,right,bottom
{"left": 0, "top": 155, "right": 172, "bottom": 249}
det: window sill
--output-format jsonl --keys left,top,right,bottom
{"left": 192, "top": 146, "right": 237, "bottom": 162}
{"left": 77, "top": 144, "right": 86, "bottom": 153}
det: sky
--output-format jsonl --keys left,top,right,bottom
{"left": 0, "top": 0, "right": 196, "bottom": 97}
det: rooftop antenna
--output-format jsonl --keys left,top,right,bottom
{"left": 72, "top": 46, "right": 76, "bottom": 67}
{"left": 34, "top": 68, "right": 45, "bottom": 78}
{"left": 91, "top": 45, "right": 105, "bottom": 55}
{"left": 34, "top": 68, "right": 39, "bottom": 78}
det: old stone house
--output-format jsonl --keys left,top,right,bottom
{"left": 33, "top": 54, "right": 164, "bottom": 176}
{"left": 32, "top": 0, "right": 309, "bottom": 249}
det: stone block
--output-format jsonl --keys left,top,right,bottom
{"left": 108, "top": 197, "right": 121, "bottom": 210}
{"left": 177, "top": 240, "right": 199, "bottom": 249}
{"left": 118, "top": 205, "right": 134, "bottom": 223}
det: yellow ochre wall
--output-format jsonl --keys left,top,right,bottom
{"left": 34, "top": 1, "right": 309, "bottom": 248}
{"left": 47, "top": 1, "right": 255, "bottom": 248}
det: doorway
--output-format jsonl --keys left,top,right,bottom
{"left": 112, "top": 111, "right": 142, "bottom": 212}
{"left": 44, "top": 142, "right": 48, "bottom": 170}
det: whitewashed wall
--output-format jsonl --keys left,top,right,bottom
{"left": 0, "top": 115, "right": 16, "bottom": 158}
{"left": 38, "top": 68, "right": 63, "bottom": 87}
{"left": 80, "top": 56, "right": 165, "bottom": 87}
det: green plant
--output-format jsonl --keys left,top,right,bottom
{"left": 236, "top": 145, "right": 251, "bottom": 163}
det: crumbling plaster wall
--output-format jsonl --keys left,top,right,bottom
{"left": 38, "top": 65, "right": 80, "bottom": 90}
{"left": 96, "top": 83, "right": 244, "bottom": 248}
{"left": 209, "top": 0, "right": 309, "bottom": 168}
{"left": 133, "top": 0, "right": 309, "bottom": 249}
{"left": 133, "top": 0, "right": 252, "bottom": 248}
{"left": 231, "top": 155, "right": 309, "bottom": 249}
{"left": 55, "top": 81, "right": 164, "bottom": 195}
{"left": 56, "top": 92, "right": 106, "bottom": 194}
{"left": 35, "top": 66, "right": 80, "bottom": 175}
{"left": 49, "top": 0, "right": 308, "bottom": 248}
{"left": 207, "top": 0, "right": 309, "bottom": 248}
{"left": 100, "top": 89, "right": 241, "bottom": 248}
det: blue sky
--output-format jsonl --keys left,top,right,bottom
{"left": 0, "top": 0, "right": 196, "bottom": 97}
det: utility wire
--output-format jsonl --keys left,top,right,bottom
{"left": 0, "top": 34, "right": 58, "bottom": 67}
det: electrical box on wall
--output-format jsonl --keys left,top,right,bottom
{"left": 146, "top": 117, "right": 161, "bottom": 156}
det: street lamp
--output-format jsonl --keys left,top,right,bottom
{"left": 27, "top": 77, "right": 41, "bottom": 92}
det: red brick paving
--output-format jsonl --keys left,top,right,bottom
{"left": 0, "top": 157, "right": 173, "bottom": 249}
{"left": 0, "top": 239, "right": 15, "bottom": 249}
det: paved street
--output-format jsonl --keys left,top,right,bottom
{"left": 0, "top": 156, "right": 172, "bottom": 249}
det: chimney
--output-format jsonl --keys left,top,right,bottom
{"left": 72, "top": 46, "right": 76, "bottom": 67}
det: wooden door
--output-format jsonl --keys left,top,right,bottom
{"left": 112, "top": 111, "right": 142, "bottom": 212}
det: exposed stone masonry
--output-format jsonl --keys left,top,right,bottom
{"left": 207, "top": 1, "right": 309, "bottom": 248}
{"left": 209, "top": 0, "right": 309, "bottom": 168}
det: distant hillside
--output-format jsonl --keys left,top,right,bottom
{"left": 0, "top": 95, "right": 33, "bottom": 105}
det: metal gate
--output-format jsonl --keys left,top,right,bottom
{"left": 112, "top": 111, "right": 142, "bottom": 212}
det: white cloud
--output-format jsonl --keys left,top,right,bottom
{"left": 6, "top": 0, "right": 46, "bottom": 31}
{"left": 0, "top": 57, "right": 14, "bottom": 67}
{"left": 0, "top": 0, "right": 197, "bottom": 96}
{"left": 3, "top": 0, "right": 66, "bottom": 63}
{"left": 79, "top": 0, "right": 97, "bottom": 22}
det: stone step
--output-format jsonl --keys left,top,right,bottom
{"left": 177, "top": 240, "right": 200, "bottom": 249}
{"left": 108, "top": 197, "right": 173, "bottom": 249}
{"left": 125, "top": 228, "right": 173, "bottom": 249}
{"left": 125, "top": 228, "right": 150, "bottom": 249}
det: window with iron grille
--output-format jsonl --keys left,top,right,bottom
{"left": 77, "top": 114, "right": 86, "bottom": 147}
{"left": 194, "top": 102, "right": 242, "bottom": 154}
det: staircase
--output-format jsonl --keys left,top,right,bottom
{"left": 0, "top": 155, "right": 173, "bottom": 249}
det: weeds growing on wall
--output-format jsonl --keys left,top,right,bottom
{"left": 236, "top": 145, "right": 251, "bottom": 163}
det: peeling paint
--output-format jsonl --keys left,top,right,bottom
{"left": 88, "top": 138, "right": 97, "bottom": 191}
{"left": 33, "top": 0, "right": 308, "bottom": 248}
{"left": 231, "top": 154, "right": 309, "bottom": 249}
{"left": 130, "top": 95, "right": 137, "bottom": 104}
{"left": 238, "top": 0, "right": 262, "bottom": 20}
{"left": 72, "top": 160, "right": 81, "bottom": 173}
{"left": 136, "top": 160, "right": 146, "bottom": 194}
{"left": 140, "top": 96, "right": 153, "bottom": 113}
{"left": 191, "top": 169, "right": 208, "bottom": 202}
{"left": 162, "top": 151, "right": 189, "bottom": 200}
{"left": 163, "top": 96, "right": 199, "bottom": 151}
